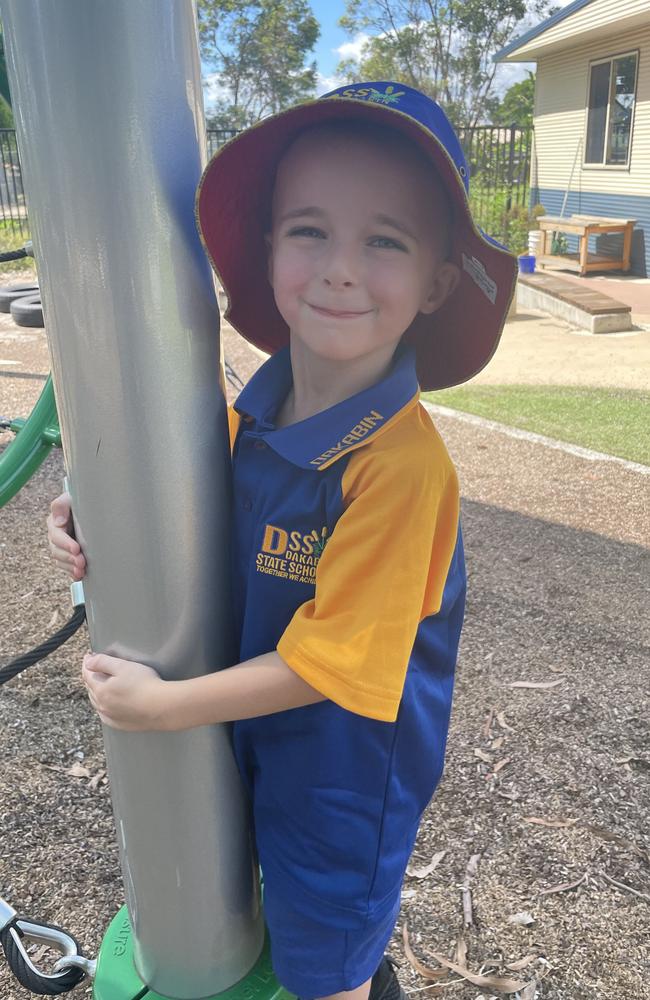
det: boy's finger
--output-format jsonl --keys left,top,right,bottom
{"left": 83, "top": 652, "right": 120, "bottom": 676}
{"left": 50, "top": 492, "right": 72, "bottom": 526}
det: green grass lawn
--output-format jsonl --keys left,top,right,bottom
{"left": 0, "top": 219, "right": 33, "bottom": 276}
{"left": 423, "top": 384, "right": 649, "bottom": 466}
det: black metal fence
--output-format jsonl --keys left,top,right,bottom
{"left": 0, "top": 130, "right": 28, "bottom": 237}
{"left": 0, "top": 125, "right": 533, "bottom": 246}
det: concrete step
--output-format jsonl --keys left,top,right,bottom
{"left": 516, "top": 272, "right": 632, "bottom": 333}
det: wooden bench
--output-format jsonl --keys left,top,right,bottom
{"left": 537, "top": 215, "right": 636, "bottom": 276}
{"left": 516, "top": 271, "right": 632, "bottom": 333}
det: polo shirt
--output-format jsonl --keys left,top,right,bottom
{"left": 227, "top": 343, "right": 467, "bottom": 934}
{"left": 229, "top": 343, "right": 465, "bottom": 722}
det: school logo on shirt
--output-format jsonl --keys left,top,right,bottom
{"left": 256, "top": 524, "right": 328, "bottom": 585}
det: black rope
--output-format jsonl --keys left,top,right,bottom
{"left": 0, "top": 248, "right": 28, "bottom": 262}
{"left": 0, "top": 606, "right": 86, "bottom": 687}
{"left": 1, "top": 919, "right": 86, "bottom": 995}
{"left": 225, "top": 359, "right": 245, "bottom": 391}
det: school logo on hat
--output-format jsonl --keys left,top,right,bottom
{"left": 195, "top": 81, "right": 517, "bottom": 391}
{"left": 328, "top": 84, "right": 406, "bottom": 106}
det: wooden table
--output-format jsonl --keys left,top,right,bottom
{"left": 536, "top": 215, "right": 636, "bottom": 276}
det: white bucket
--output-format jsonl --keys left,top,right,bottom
{"left": 528, "top": 230, "right": 542, "bottom": 255}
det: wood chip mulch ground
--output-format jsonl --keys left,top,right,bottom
{"left": 1, "top": 303, "right": 648, "bottom": 1000}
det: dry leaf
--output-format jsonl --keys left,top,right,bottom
{"left": 492, "top": 757, "right": 512, "bottom": 775}
{"left": 401, "top": 889, "right": 417, "bottom": 900}
{"left": 452, "top": 933, "right": 468, "bottom": 968}
{"left": 523, "top": 816, "right": 578, "bottom": 829}
{"left": 519, "top": 982, "right": 538, "bottom": 1000}
{"left": 495, "top": 711, "right": 514, "bottom": 731}
{"left": 402, "top": 926, "right": 448, "bottom": 982}
{"left": 426, "top": 949, "right": 528, "bottom": 994}
{"left": 508, "top": 912, "right": 535, "bottom": 927}
{"left": 538, "top": 873, "right": 586, "bottom": 896}
{"left": 483, "top": 707, "right": 495, "bottom": 738}
{"left": 491, "top": 736, "right": 505, "bottom": 750}
{"left": 90, "top": 770, "right": 106, "bottom": 790}
{"left": 474, "top": 748, "right": 493, "bottom": 763}
{"left": 505, "top": 955, "right": 538, "bottom": 972}
{"left": 507, "top": 679, "right": 564, "bottom": 690}
{"left": 548, "top": 664, "right": 564, "bottom": 673}
{"left": 66, "top": 763, "right": 91, "bottom": 778}
{"left": 406, "top": 851, "right": 446, "bottom": 879}
{"left": 47, "top": 610, "right": 60, "bottom": 629}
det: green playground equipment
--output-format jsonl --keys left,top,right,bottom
{"left": 0, "top": 374, "right": 61, "bottom": 507}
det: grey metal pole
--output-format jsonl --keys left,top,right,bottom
{"left": 0, "top": 3, "right": 264, "bottom": 997}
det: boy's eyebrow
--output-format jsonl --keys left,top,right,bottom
{"left": 373, "top": 213, "right": 418, "bottom": 241}
{"left": 279, "top": 206, "right": 325, "bottom": 223}
{"left": 279, "top": 207, "right": 418, "bottom": 241}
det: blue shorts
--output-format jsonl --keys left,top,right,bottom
{"left": 233, "top": 662, "right": 454, "bottom": 997}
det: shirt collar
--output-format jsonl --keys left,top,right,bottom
{"left": 234, "top": 344, "right": 420, "bottom": 470}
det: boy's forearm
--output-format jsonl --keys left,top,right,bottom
{"left": 163, "top": 651, "right": 325, "bottom": 730}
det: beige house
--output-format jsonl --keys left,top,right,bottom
{"left": 496, "top": 0, "right": 649, "bottom": 276}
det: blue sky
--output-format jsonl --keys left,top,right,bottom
{"left": 203, "top": 0, "right": 574, "bottom": 109}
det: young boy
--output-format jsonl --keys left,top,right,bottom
{"left": 47, "top": 82, "right": 516, "bottom": 1000}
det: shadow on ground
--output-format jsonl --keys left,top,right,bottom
{"left": 0, "top": 456, "right": 648, "bottom": 999}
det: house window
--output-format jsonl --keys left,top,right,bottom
{"left": 585, "top": 52, "right": 638, "bottom": 166}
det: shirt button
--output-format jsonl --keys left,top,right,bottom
{"left": 254, "top": 439, "right": 267, "bottom": 450}
{"left": 242, "top": 497, "right": 253, "bottom": 511}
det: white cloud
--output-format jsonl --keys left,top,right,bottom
{"left": 493, "top": 61, "right": 536, "bottom": 99}
{"left": 316, "top": 72, "right": 347, "bottom": 96}
{"left": 202, "top": 72, "right": 229, "bottom": 111}
{"left": 335, "top": 34, "right": 371, "bottom": 63}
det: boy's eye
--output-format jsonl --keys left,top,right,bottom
{"left": 287, "top": 226, "right": 326, "bottom": 239}
{"left": 369, "top": 235, "right": 408, "bottom": 251}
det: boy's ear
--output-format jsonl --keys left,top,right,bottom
{"left": 420, "top": 262, "right": 461, "bottom": 315}
{"left": 264, "top": 233, "right": 274, "bottom": 286}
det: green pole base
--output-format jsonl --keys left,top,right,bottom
{"left": 93, "top": 906, "right": 294, "bottom": 1000}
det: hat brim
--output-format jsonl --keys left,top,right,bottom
{"left": 195, "top": 97, "right": 517, "bottom": 391}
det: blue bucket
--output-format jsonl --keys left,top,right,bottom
{"left": 518, "top": 254, "right": 536, "bottom": 274}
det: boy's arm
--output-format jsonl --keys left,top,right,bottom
{"left": 82, "top": 649, "right": 326, "bottom": 732}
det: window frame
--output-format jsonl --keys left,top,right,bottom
{"left": 583, "top": 49, "right": 639, "bottom": 170}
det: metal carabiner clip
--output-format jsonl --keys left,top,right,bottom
{"left": 1, "top": 898, "right": 96, "bottom": 985}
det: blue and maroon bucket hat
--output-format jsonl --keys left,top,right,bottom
{"left": 196, "top": 81, "right": 517, "bottom": 392}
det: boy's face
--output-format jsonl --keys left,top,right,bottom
{"left": 266, "top": 131, "right": 459, "bottom": 370}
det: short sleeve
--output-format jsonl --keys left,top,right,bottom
{"left": 227, "top": 405, "right": 241, "bottom": 454}
{"left": 277, "top": 417, "right": 460, "bottom": 722}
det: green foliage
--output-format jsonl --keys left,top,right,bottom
{"left": 551, "top": 232, "right": 569, "bottom": 255}
{"left": 469, "top": 185, "right": 545, "bottom": 254}
{"left": 489, "top": 72, "right": 535, "bottom": 128}
{"left": 198, "top": 0, "right": 319, "bottom": 127}
{"left": 0, "top": 93, "right": 13, "bottom": 128}
{"left": 0, "top": 219, "right": 34, "bottom": 276}
{"left": 337, "top": 1, "right": 554, "bottom": 127}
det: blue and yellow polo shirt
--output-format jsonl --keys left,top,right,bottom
{"left": 228, "top": 343, "right": 466, "bottom": 933}
{"left": 229, "top": 343, "right": 465, "bottom": 722}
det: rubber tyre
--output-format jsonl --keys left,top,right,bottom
{"left": 10, "top": 293, "right": 44, "bottom": 328}
{"left": 0, "top": 283, "right": 39, "bottom": 313}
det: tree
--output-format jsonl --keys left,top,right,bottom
{"left": 489, "top": 72, "right": 535, "bottom": 128}
{"left": 198, "top": 0, "right": 320, "bottom": 128}
{"left": 337, "top": 0, "right": 554, "bottom": 128}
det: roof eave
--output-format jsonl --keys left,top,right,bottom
{"left": 493, "top": 0, "right": 594, "bottom": 63}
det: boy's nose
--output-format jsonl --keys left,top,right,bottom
{"left": 320, "top": 243, "right": 359, "bottom": 288}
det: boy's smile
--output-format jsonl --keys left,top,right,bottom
{"left": 266, "top": 128, "right": 459, "bottom": 404}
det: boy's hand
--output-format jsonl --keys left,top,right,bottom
{"left": 82, "top": 653, "right": 170, "bottom": 731}
{"left": 47, "top": 492, "right": 86, "bottom": 580}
